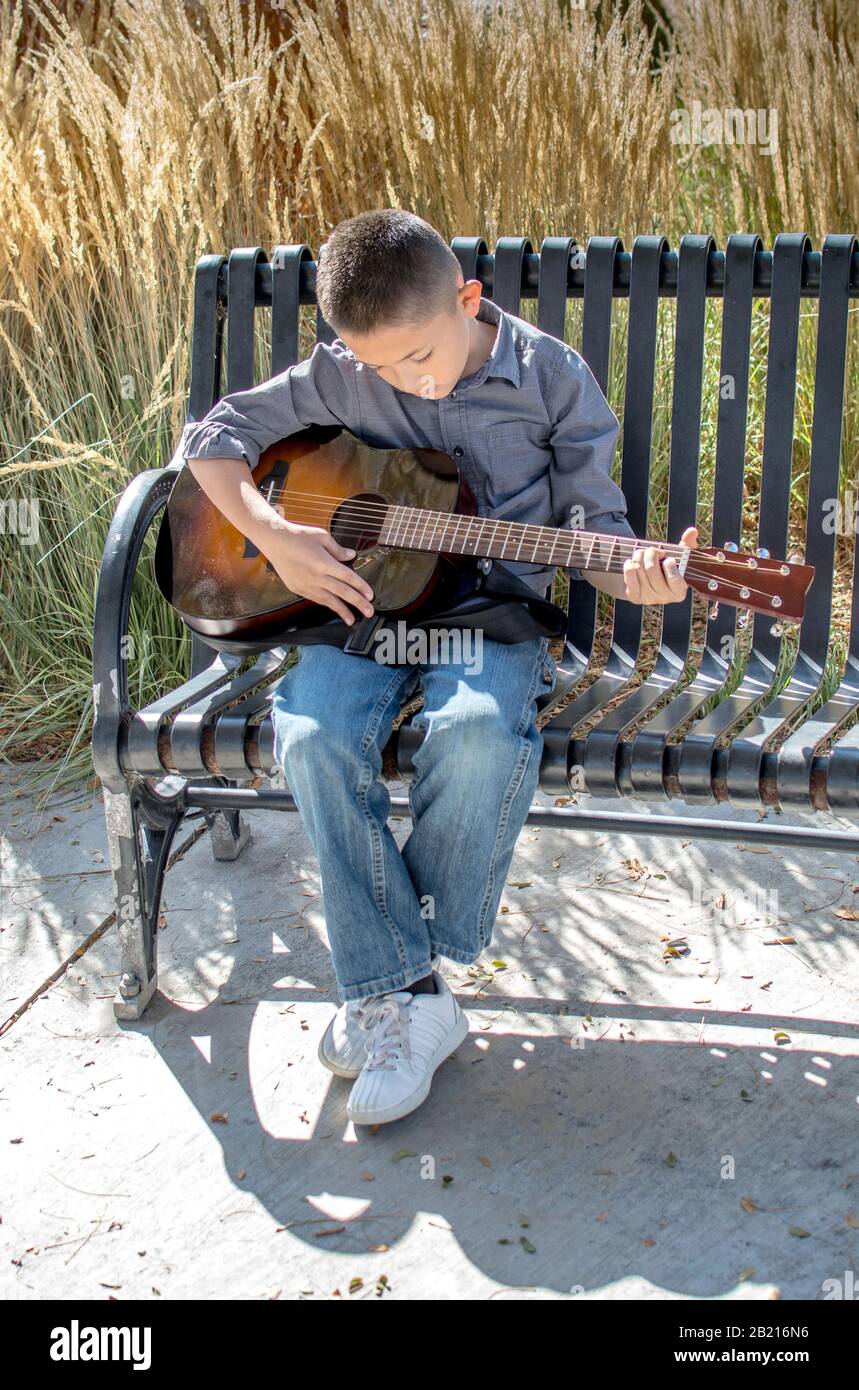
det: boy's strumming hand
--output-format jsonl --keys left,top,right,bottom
{"left": 264, "top": 522, "right": 375, "bottom": 626}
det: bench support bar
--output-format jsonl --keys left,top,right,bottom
{"left": 184, "top": 785, "right": 859, "bottom": 853}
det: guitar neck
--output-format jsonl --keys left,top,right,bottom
{"left": 379, "top": 504, "right": 650, "bottom": 575}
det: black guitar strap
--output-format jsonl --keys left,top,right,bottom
{"left": 268, "top": 559, "right": 568, "bottom": 661}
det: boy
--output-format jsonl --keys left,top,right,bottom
{"left": 172, "top": 209, "right": 697, "bottom": 1126}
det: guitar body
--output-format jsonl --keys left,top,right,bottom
{"left": 153, "top": 424, "right": 479, "bottom": 644}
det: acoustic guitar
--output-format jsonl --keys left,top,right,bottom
{"left": 153, "top": 423, "right": 815, "bottom": 649}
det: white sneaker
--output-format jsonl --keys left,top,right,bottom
{"left": 318, "top": 954, "right": 442, "bottom": 1079}
{"left": 346, "top": 969, "right": 469, "bottom": 1125}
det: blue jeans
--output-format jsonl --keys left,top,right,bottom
{"left": 270, "top": 633, "right": 558, "bottom": 1003}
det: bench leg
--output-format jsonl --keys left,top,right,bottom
{"left": 207, "top": 807, "right": 252, "bottom": 861}
{"left": 103, "top": 784, "right": 183, "bottom": 1021}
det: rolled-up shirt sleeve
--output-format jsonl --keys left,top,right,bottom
{"left": 548, "top": 345, "right": 637, "bottom": 580}
{"left": 167, "top": 340, "right": 360, "bottom": 472}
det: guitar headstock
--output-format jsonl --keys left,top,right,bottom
{"left": 683, "top": 543, "right": 815, "bottom": 624}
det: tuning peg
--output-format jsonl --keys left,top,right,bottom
{"left": 707, "top": 600, "right": 720, "bottom": 619}
{"left": 723, "top": 540, "right": 739, "bottom": 552}
{"left": 755, "top": 547, "right": 770, "bottom": 559}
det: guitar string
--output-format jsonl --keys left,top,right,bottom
{"left": 251, "top": 488, "right": 792, "bottom": 574}
{"left": 242, "top": 520, "right": 795, "bottom": 605}
{"left": 243, "top": 491, "right": 798, "bottom": 604}
{"left": 254, "top": 485, "right": 686, "bottom": 555}
{"left": 252, "top": 520, "right": 790, "bottom": 609}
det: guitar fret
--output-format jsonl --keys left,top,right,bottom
{"left": 427, "top": 509, "right": 445, "bottom": 552}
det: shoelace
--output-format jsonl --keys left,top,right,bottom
{"left": 357, "top": 994, "right": 413, "bottom": 1070}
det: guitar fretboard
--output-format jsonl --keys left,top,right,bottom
{"left": 380, "top": 504, "right": 628, "bottom": 573}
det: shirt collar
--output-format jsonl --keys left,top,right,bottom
{"left": 461, "top": 296, "right": 521, "bottom": 389}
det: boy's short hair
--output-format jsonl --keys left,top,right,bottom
{"left": 315, "top": 208, "right": 461, "bottom": 337}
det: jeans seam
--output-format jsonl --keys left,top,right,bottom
{"left": 356, "top": 664, "right": 423, "bottom": 972}
{"left": 475, "top": 735, "right": 533, "bottom": 951}
{"left": 475, "top": 640, "right": 546, "bottom": 950}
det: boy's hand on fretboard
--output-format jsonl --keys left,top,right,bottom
{"left": 621, "top": 525, "right": 698, "bottom": 606}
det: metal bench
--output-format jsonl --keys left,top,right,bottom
{"left": 92, "top": 232, "right": 859, "bottom": 1020}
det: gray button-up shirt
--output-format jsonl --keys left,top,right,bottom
{"left": 172, "top": 295, "right": 636, "bottom": 593}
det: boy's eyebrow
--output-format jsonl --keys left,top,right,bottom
{"left": 358, "top": 343, "right": 431, "bottom": 368}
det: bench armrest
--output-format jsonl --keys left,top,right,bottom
{"left": 91, "top": 467, "right": 241, "bottom": 791}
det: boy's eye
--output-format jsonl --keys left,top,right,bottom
{"left": 366, "top": 350, "right": 432, "bottom": 372}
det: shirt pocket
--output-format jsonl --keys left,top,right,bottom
{"left": 483, "top": 420, "right": 550, "bottom": 506}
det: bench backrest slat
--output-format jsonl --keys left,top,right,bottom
{"left": 662, "top": 234, "right": 712, "bottom": 657}
{"left": 803, "top": 234, "right": 857, "bottom": 665}
{"left": 753, "top": 235, "right": 809, "bottom": 662}
{"left": 707, "top": 235, "right": 759, "bottom": 659}
{"left": 270, "top": 243, "right": 311, "bottom": 375}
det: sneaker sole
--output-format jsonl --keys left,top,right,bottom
{"left": 347, "top": 1008, "right": 470, "bottom": 1125}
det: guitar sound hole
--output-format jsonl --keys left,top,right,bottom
{"left": 330, "top": 492, "right": 387, "bottom": 553}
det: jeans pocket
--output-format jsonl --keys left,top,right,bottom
{"left": 540, "top": 645, "right": 558, "bottom": 691}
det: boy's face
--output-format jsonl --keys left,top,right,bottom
{"left": 333, "top": 274, "right": 484, "bottom": 400}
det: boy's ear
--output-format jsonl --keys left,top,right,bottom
{"left": 458, "top": 278, "right": 483, "bottom": 314}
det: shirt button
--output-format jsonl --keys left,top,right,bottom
{"left": 453, "top": 446, "right": 463, "bottom": 457}
{"left": 450, "top": 390, "right": 457, "bottom": 399}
